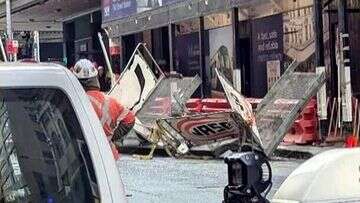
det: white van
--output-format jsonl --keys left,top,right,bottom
{"left": 0, "top": 63, "right": 126, "bottom": 202}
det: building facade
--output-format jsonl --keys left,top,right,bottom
{"left": 101, "top": 0, "right": 359, "bottom": 99}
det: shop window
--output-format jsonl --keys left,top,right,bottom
{"left": 175, "top": 19, "right": 201, "bottom": 77}
{"left": 151, "top": 27, "right": 170, "bottom": 73}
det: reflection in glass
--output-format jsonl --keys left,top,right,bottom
{"left": 0, "top": 88, "right": 100, "bottom": 203}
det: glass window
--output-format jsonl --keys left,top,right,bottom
{"left": 175, "top": 18, "right": 202, "bottom": 97}
{"left": 0, "top": 88, "right": 100, "bottom": 203}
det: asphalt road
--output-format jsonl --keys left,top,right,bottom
{"left": 117, "top": 155, "right": 303, "bottom": 203}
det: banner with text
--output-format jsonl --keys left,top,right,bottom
{"left": 102, "top": 0, "right": 185, "bottom": 22}
{"left": 251, "top": 14, "right": 283, "bottom": 97}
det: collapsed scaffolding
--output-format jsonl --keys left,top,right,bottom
{"left": 109, "top": 44, "right": 326, "bottom": 159}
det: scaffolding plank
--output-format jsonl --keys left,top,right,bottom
{"left": 255, "top": 62, "right": 326, "bottom": 156}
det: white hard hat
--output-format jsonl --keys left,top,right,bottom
{"left": 73, "top": 59, "right": 98, "bottom": 79}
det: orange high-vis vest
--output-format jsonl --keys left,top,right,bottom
{"left": 87, "top": 90, "right": 135, "bottom": 160}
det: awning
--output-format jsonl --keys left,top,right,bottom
{"left": 0, "top": 0, "right": 100, "bottom": 31}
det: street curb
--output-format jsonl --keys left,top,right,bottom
{"left": 272, "top": 148, "right": 313, "bottom": 159}
{"left": 119, "top": 145, "right": 318, "bottom": 160}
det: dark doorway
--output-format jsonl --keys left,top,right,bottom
{"left": 122, "top": 34, "right": 136, "bottom": 66}
{"left": 151, "top": 27, "right": 170, "bottom": 73}
{"left": 238, "top": 37, "right": 251, "bottom": 97}
{"left": 40, "top": 43, "right": 64, "bottom": 62}
{"left": 122, "top": 32, "right": 143, "bottom": 67}
{"left": 238, "top": 20, "right": 252, "bottom": 97}
{"left": 64, "top": 22, "right": 75, "bottom": 67}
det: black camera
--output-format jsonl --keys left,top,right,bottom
{"left": 223, "top": 151, "right": 272, "bottom": 203}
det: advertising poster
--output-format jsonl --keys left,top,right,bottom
{"left": 251, "top": 14, "right": 283, "bottom": 97}
{"left": 208, "top": 26, "right": 233, "bottom": 97}
{"left": 208, "top": 25, "right": 233, "bottom": 97}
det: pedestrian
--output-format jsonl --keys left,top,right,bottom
{"left": 97, "top": 65, "right": 112, "bottom": 91}
{"left": 72, "top": 59, "right": 135, "bottom": 160}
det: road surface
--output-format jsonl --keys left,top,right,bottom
{"left": 118, "top": 155, "right": 303, "bottom": 203}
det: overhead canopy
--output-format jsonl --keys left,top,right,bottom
{"left": 0, "top": 0, "right": 100, "bottom": 31}
{"left": 103, "top": 0, "right": 314, "bottom": 37}
{"left": 0, "top": 0, "right": 316, "bottom": 33}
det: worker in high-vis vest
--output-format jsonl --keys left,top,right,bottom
{"left": 73, "top": 59, "right": 135, "bottom": 160}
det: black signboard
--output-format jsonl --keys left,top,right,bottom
{"left": 102, "top": 0, "right": 185, "bottom": 22}
{"left": 251, "top": 14, "right": 284, "bottom": 98}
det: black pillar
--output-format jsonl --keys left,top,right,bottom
{"left": 314, "top": 0, "right": 328, "bottom": 141}
{"left": 232, "top": 7, "right": 240, "bottom": 70}
{"left": 168, "top": 23, "right": 176, "bottom": 72}
{"left": 199, "top": 16, "right": 207, "bottom": 97}
{"left": 119, "top": 35, "right": 124, "bottom": 72}
{"left": 232, "top": 7, "right": 242, "bottom": 94}
{"left": 338, "top": 0, "right": 348, "bottom": 34}
{"left": 314, "top": 0, "right": 325, "bottom": 67}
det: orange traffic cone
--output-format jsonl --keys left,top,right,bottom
{"left": 345, "top": 134, "right": 358, "bottom": 148}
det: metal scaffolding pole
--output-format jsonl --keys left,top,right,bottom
{"left": 33, "top": 31, "right": 40, "bottom": 62}
{"left": 168, "top": 24, "right": 176, "bottom": 72}
{"left": 199, "top": 16, "right": 207, "bottom": 97}
{"left": 6, "top": 0, "right": 12, "bottom": 61}
{"left": 0, "top": 37, "right": 7, "bottom": 62}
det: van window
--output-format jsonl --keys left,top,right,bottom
{"left": 0, "top": 88, "right": 100, "bottom": 203}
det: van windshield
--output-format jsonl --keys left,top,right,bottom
{"left": 0, "top": 88, "right": 99, "bottom": 203}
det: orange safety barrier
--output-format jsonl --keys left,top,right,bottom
{"left": 186, "top": 98, "right": 203, "bottom": 113}
{"left": 201, "top": 98, "right": 231, "bottom": 109}
{"left": 345, "top": 135, "right": 358, "bottom": 148}
{"left": 284, "top": 99, "right": 318, "bottom": 144}
{"left": 186, "top": 98, "right": 262, "bottom": 113}
{"left": 201, "top": 106, "right": 231, "bottom": 113}
{"left": 185, "top": 98, "right": 319, "bottom": 146}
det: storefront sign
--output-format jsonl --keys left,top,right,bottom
{"left": 102, "top": 0, "right": 186, "bottom": 22}
{"left": 102, "top": 0, "right": 137, "bottom": 22}
{"left": 251, "top": 14, "right": 283, "bottom": 97}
